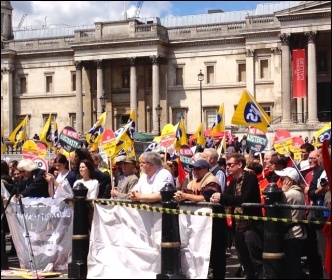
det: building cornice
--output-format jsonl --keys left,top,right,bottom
{"left": 15, "top": 50, "right": 74, "bottom": 59}
{"left": 277, "top": 11, "right": 331, "bottom": 21}
{"left": 169, "top": 37, "right": 244, "bottom": 47}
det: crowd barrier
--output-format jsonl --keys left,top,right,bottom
{"left": 1, "top": 182, "right": 330, "bottom": 279}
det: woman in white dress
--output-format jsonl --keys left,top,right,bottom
{"left": 73, "top": 159, "right": 99, "bottom": 199}
{"left": 44, "top": 154, "right": 76, "bottom": 198}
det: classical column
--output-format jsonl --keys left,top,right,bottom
{"left": 129, "top": 57, "right": 137, "bottom": 126}
{"left": 280, "top": 34, "right": 292, "bottom": 124}
{"left": 75, "top": 61, "right": 83, "bottom": 134}
{"left": 96, "top": 59, "right": 103, "bottom": 115}
{"left": 151, "top": 55, "right": 160, "bottom": 135}
{"left": 306, "top": 31, "right": 319, "bottom": 124}
{"left": 1, "top": 67, "right": 14, "bottom": 134}
{"left": 271, "top": 47, "right": 283, "bottom": 118}
{"left": 245, "top": 49, "right": 255, "bottom": 97}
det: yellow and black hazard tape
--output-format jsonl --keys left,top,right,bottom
{"left": 93, "top": 199, "right": 331, "bottom": 226}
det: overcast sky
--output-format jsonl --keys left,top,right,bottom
{"left": 10, "top": 1, "right": 275, "bottom": 28}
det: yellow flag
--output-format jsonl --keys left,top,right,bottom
{"left": 8, "top": 116, "right": 28, "bottom": 148}
{"left": 39, "top": 113, "right": 53, "bottom": 148}
{"left": 216, "top": 136, "right": 227, "bottom": 156}
{"left": 114, "top": 121, "right": 135, "bottom": 157}
{"left": 211, "top": 104, "right": 225, "bottom": 137}
{"left": 231, "top": 90, "right": 272, "bottom": 133}
{"left": 193, "top": 123, "right": 206, "bottom": 146}
{"left": 314, "top": 122, "right": 331, "bottom": 147}
{"left": 86, "top": 112, "right": 107, "bottom": 149}
{"left": 129, "top": 109, "right": 136, "bottom": 123}
{"left": 174, "top": 119, "right": 188, "bottom": 150}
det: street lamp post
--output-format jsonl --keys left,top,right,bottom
{"left": 197, "top": 70, "right": 204, "bottom": 123}
{"left": 155, "top": 104, "right": 163, "bottom": 135}
{"left": 99, "top": 90, "right": 107, "bottom": 113}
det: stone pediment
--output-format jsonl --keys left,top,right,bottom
{"left": 275, "top": 1, "right": 331, "bottom": 20}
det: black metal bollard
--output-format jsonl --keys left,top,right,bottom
{"left": 1, "top": 198, "right": 9, "bottom": 270}
{"left": 156, "top": 183, "right": 186, "bottom": 279}
{"left": 68, "top": 182, "right": 89, "bottom": 279}
{"left": 262, "top": 182, "right": 284, "bottom": 279}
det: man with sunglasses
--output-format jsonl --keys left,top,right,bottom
{"left": 174, "top": 159, "right": 227, "bottom": 279}
{"left": 210, "top": 153, "right": 263, "bottom": 279}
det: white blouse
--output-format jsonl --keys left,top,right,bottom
{"left": 73, "top": 179, "right": 99, "bottom": 199}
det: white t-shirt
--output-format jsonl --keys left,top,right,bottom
{"left": 132, "top": 168, "right": 174, "bottom": 194}
{"left": 56, "top": 171, "right": 69, "bottom": 186}
{"left": 73, "top": 179, "right": 99, "bottom": 199}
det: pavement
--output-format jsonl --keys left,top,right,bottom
{"left": 2, "top": 235, "right": 244, "bottom": 279}
{"left": 2, "top": 235, "right": 309, "bottom": 279}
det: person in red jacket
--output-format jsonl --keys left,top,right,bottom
{"left": 259, "top": 154, "right": 288, "bottom": 215}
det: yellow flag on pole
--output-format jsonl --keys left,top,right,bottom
{"left": 174, "top": 119, "right": 188, "bottom": 150}
{"left": 193, "top": 123, "right": 206, "bottom": 146}
{"left": 231, "top": 90, "right": 272, "bottom": 133}
{"left": 211, "top": 104, "right": 225, "bottom": 137}
{"left": 8, "top": 116, "right": 28, "bottom": 148}
{"left": 39, "top": 113, "right": 53, "bottom": 148}
{"left": 86, "top": 111, "right": 107, "bottom": 150}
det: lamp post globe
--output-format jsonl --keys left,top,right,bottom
{"left": 99, "top": 90, "right": 107, "bottom": 113}
{"left": 155, "top": 104, "right": 163, "bottom": 135}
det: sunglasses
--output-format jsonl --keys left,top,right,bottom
{"left": 226, "top": 162, "right": 237, "bottom": 167}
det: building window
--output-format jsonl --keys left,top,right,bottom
{"left": 206, "top": 65, "right": 215, "bottom": 84}
{"left": 71, "top": 72, "right": 76, "bottom": 91}
{"left": 45, "top": 75, "right": 53, "bottom": 93}
{"left": 20, "top": 76, "right": 27, "bottom": 94}
{"left": 118, "top": 115, "right": 129, "bottom": 127}
{"left": 123, "top": 71, "right": 130, "bottom": 88}
{"left": 238, "top": 63, "right": 246, "bottom": 82}
{"left": 260, "top": 59, "right": 270, "bottom": 79}
{"left": 260, "top": 105, "right": 272, "bottom": 117}
{"left": 317, "top": 51, "right": 328, "bottom": 73}
{"left": 69, "top": 113, "right": 76, "bottom": 130}
{"left": 206, "top": 108, "right": 217, "bottom": 128}
{"left": 176, "top": 67, "right": 183, "bottom": 86}
{"left": 172, "top": 109, "right": 187, "bottom": 125}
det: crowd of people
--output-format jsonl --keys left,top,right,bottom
{"left": 1, "top": 137, "right": 331, "bottom": 279}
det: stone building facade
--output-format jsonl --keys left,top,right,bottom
{"left": 1, "top": 1, "right": 331, "bottom": 145}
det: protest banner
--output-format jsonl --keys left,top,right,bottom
{"left": 87, "top": 204, "right": 212, "bottom": 279}
{"left": 101, "top": 129, "right": 116, "bottom": 158}
{"left": 21, "top": 140, "right": 38, "bottom": 159}
{"left": 5, "top": 198, "right": 74, "bottom": 273}
{"left": 59, "top": 126, "right": 80, "bottom": 153}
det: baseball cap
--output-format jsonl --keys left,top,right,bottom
{"left": 191, "top": 159, "right": 210, "bottom": 169}
{"left": 115, "top": 155, "right": 126, "bottom": 163}
{"left": 123, "top": 157, "right": 136, "bottom": 165}
{"left": 299, "top": 160, "right": 310, "bottom": 172}
{"left": 275, "top": 167, "right": 300, "bottom": 183}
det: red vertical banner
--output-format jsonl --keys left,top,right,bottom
{"left": 292, "top": 49, "right": 307, "bottom": 98}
